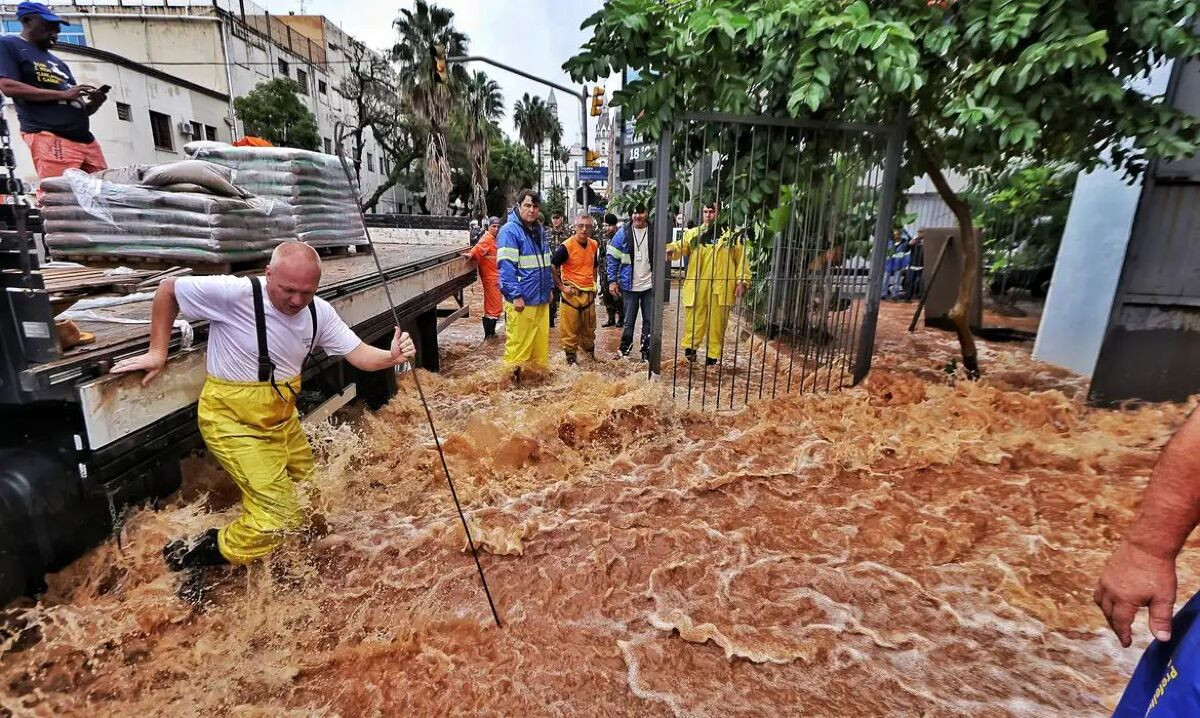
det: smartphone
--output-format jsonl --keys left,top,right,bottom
{"left": 97, "top": 85, "right": 111, "bottom": 94}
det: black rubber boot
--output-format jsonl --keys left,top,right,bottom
{"left": 684, "top": 349, "right": 697, "bottom": 362}
{"left": 163, "top": 528, "right": 228, "bottom": 572}
{"left": 706, "top": 356, "right": 718, "bottom": 366}
{"left": 482, "top": 317, "right": 497, "bottom": 338}
{"left": 641, "top": 348, "right": 649, "bottom": 363}
{"left": 565, "top": 352, "right": 578, "bottom": 365}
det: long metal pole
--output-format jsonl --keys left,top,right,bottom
{"left": 648, "top": 123, "right": 674, "bottom": 376}
{"left": 335, "top": 148, "right": 503, "bottom": 629}
{"left": 852, "top": 109, "right": 907, "bottom": 385}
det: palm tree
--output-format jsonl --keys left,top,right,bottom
{"left": 547, "top": 116, "right": 564, "bottom": 189}
{"left": 513, "top": 93, "right": 556, "bottom": 194}
{"left": 463, "top": 70, "right": 503, "bottom": 217}
{"left": 392, "top": 0, "right": 467, "bottom": 216}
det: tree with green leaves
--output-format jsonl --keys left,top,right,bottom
{"left": 567, "top": 0, "right": 1200, "bottom": 377}
{"left": 462, "top": 70, "right": 504, "bottom": 217}
{"left": 392, "top": 0, "right": 467, "bottom": 216}
{"left": 233, "top": 78, "right": 320, "bottom": 151}
{"left": 487, "top": 136, "right": 538, "bottom": 215}
{"left": 513, "top": 93, "right": 554, "bottom": 193}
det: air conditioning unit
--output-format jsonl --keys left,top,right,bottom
{"left": 177, "top": 121, "right": 195, "bottom": 136}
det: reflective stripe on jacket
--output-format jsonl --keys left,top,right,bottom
{"left": 497, "top": 209, "right": 553, "bottom": 305}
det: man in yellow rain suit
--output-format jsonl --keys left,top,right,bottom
{"left": 497, "top": 189, "right": 554, "bottom": 376}
{"left": 112, "top": 241, "right": 415, "bottom": 572}
{"left": 667, "top": 201, "right": 751, "bottom": 365}
{"left": 550, "top": 212, "right": 600, "bottom": 365}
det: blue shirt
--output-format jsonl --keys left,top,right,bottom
{"left": 1114, "top": 589, "right": 1200, "bottom": 717}
{"left": 0, "top": 36, "right": 92, "bottom": 143}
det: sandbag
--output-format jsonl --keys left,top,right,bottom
{"left": 48, "top": 243, "right": 271, "bottom": 263}
{"left": 183, "top": 140, "right": 230, "bottom": 156}
{"left": 141, "top": 160, "right": 250, "bottom": 198}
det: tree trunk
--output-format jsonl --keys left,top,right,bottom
{"left": 537, "top": 142, "right": 543, "bottom": 195}
{"left": 424, "top": 128, "right": 452, "bottom": 216}
{"left": 362, "top": 174, "right": 399, "bottom": 213}
{"left": 911, "top": 132, "right": 981, "bottom": 379}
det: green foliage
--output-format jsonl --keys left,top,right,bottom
{"left": 233, "top": 78, "right": 320, "bottom": 151}
{"left": 967, "top": 164, "right": 1077, "bottom": 275}
{"left": 608, "top": 185, "right": 655, "bottom": 217}
{"left": 485, "top": 137, "right": 537, "bottom": 216}
{"left": 543, "top": 185, "right": 567, "bottom": 220}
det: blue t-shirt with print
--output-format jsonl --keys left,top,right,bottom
{"left": 0, "top": 36, "right": 92, "bottom": 143}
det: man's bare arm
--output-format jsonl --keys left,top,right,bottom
{"left": 109, "top": 278, "right": 180, "bottom": 385}
{"left": 1095, "top": 409, "right": 1200, "bottom": 646}
{"left": 0, "top": 78, "right": 90, "bottom": 103}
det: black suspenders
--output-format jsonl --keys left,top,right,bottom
{"left": 250, "top": 276, "right": 318, "bottom": 400}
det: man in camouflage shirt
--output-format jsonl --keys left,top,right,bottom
{"left": 597, "top": 213, "right": 623, "bottom": 327}
{"left": 546, "top": 211, "right": 571, "bottom": 328}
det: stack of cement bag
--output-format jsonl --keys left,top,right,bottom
{"left": 42, "top": 162, "right": 295, "bottom": 264}
{"left": 187, "top": 144, "right": 367, "bottom": 249}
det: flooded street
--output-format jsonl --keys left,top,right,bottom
{"left": 2, "top": 295, "right": 1194, "bottom": 717}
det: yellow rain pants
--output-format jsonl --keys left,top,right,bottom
{"left": 682, "top": 292, "right": 733, "bottom": 360}
{"left": 559, "top": 289, "right": 596, "bottom": 354}
{"left": 502, "top": 301, "right": 549, "bottom": 367}
{"left": 197, "top": 375, "right": 312, "bottom": 564}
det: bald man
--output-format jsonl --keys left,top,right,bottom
{"left": 112, "top": 241, "right": 415, "bottom": 573}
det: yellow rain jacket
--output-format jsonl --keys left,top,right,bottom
{"left": 667, "top": 224, "right": 751, "bottom": 359}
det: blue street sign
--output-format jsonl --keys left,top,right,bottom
{"left": 577, "top": 166, "right": 609, "bottom": 182}
{"left": 588, "top": 205, "right": 607, "bottom": 214}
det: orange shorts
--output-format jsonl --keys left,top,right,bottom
{"left": 22, "top": 131, "right": 108, "bottom": 202}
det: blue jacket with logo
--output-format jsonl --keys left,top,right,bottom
{"left": 605, "top": 220, "right": 656, "bottom": 292}
{"left": 497, "top": 209, "right": 553, "bottom": 306}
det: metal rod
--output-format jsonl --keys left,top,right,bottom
{"left": 649, "top": 122, "right": 674, "bottom": 376}
{"left": 335, "top": 148, "right": 503, "bottom": 629}
{"left": 908, "top": 234, "right": 953, "bottom": 332}
{"left": 853, "top": 108, "right": 908, "bottom": 385}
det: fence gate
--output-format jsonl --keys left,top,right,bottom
{"left": 647, "top": 111, "right": 906, "bottom": 410}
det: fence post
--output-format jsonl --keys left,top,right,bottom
{"left": 648, "top": 123, "right": 674, "bottom": 376}
{"left": 853, "top": 109, "right": 907, "bottom": 384}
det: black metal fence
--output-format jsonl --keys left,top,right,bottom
{"left": 647, "top": 111, "right": 906, "bottom": 411}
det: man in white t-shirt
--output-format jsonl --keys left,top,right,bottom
{"left": 605, "top": 205, "right": 656, "bottom": 361}
{"left": 112, "top": 241, "right": 415, "bottom": 575}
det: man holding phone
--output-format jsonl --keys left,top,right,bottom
{"left": 0, "top": 2, "right": 108, "bottom": 198}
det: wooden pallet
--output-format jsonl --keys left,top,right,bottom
{"left": 40, "top": 265, "right": 162, "bottom": 294}
{"left": 314, "top": 243, "right": 373, "bottom": 258}
{"left": 56, "top": 253, "right": 269, "bottom": 276}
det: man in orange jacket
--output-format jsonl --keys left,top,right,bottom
{"left": 463, "top": 215, "right": 502, "bottom": 339}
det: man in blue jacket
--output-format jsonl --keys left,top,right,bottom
{"left": 606, "top": 205, "right": 654, "bottom": 361}
{"left": 497, "top": 189, "right": 553, "bottom": 372}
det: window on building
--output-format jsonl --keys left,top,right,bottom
{"left": 149, "top": 111, "right": 173, "bottom": 151}
{"left": 366, "top": 153, "right": 375, "bottom": 172}
{"left": 323, "top": 137, "right": 332, "bottom": 155}
{"left": 296, "top": 68, "right": 308, "bottom": 95}
{"left": 381, "top": 156, "right": 389, "bottom": 176}
{"left": 278, "top": 58, "right": 289, "bottom": 77}
{"left": 318, "top": 79, "right": 327, "bottom": 95}
{"left": 116, "top": 102, "right": 132, "bottom": 121}
{"left": 190, "top": 120, "right": 202, "bottom": 140}
{"left": 205, "top": 125, "right": 218, "bottom": 141}
{"left": 1, "top": 20, "right": 86, "bottom": 45}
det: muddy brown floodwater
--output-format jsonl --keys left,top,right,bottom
{"left": 2, "top": 298, "right": 1197, "bottom": 717}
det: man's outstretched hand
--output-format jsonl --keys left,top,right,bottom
{"left": 1094, "top": 541, "right": 1177, "bottom": 647}
{"left": 111, "top": 350, "right": 168, "bottom": 386}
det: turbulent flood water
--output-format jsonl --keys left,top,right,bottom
{"left": 2, "top": 301, "right": 1195, "bottom": 717}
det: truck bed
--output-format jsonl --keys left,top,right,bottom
{"left": 33, "top": 240, "right": 465, "bottom": 384}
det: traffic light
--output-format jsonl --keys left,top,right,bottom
{"left": 431, "top": 45, "right": 448, "bottom": 84}
{"left": 585, "top": 149, "right": 601, "bottom": 166}
{"left": 589, "top": 86, "right": 605, "bottom": 117}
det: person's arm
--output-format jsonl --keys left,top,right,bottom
{"left": 1095, "top": 410, "right": 1200, "bottom": 646}
{"left": 550, "top": 244, "right": 569, "bottom": 295}
{"left": 606, "top": 229, "right": 626, "bottom": 296}
{"left": 496, "top": 226, "right": 524, "bottom": 310}
{"left": 0, "top": 78, "right": 91, "bottom": 103}
{"left": 109, "top": 278, "right": 181, "bottom": 385}
{"left": 344, "top": 327, "right": 415, "bottom": 371}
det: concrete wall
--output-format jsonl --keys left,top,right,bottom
{"left": 4, "top": 45, "right": 230, "bottom": 191}
{"left": 1032, "top": 62, "right": 1175, "bottom": 377}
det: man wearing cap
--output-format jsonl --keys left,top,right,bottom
{"left": 462, "top": 215, "right": 502, "bottom": 340}
{"left": 0, "top": 2, "right": 108, "bottom": 195}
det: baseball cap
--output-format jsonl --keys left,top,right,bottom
{"left": 16, "top": 2, "right": 70, "bottom": 25}
{"left": 487, "top": 216, "right": 500, "bottom": 225}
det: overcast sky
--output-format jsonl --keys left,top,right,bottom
{"left": 262, "top": 0, "right": 618, "bottom": 146}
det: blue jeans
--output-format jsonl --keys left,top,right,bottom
{"left": 620, "top": 288, "right": 653, "bottom": 355}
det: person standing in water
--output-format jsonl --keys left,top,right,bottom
{"left": 597, "top": 213, "right": 624, "bottom": 328}
{"left": 111, "top": 242, "right": 415, "bottom": 576}
{"left": 497, "top": 190, "right": 553, "bottom": 375}
{"left": 1096, "top": 409, "right": 1200, "bottom": 715}
{"left": 551, "top": 212, "right": 600, "bottom": 365}
{"left": 462, "top": 215, "right": 502, "bottom": 340}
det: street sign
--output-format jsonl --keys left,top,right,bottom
{"left": 588, "top": 205, "right": 607, "bottom": 214}
{"left": 577, "top": 166, "right": 609, "bottom": 182}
